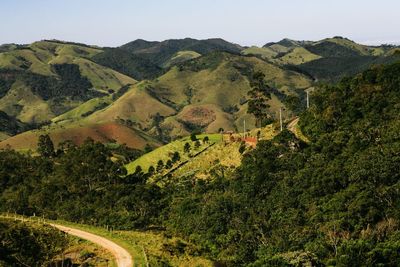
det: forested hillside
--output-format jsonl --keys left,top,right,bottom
{"left": 1, "top": 62, "right": 400, "bottom": 266}
{"left": 164, "top": 62, "right": 400, "bottom": 266}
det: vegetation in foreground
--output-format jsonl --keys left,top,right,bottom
{"left": 47, "top": 219, "right": 213, "bottom": 267}
{"left": 1, "top": 62, "right": 400, "bottom": 266}
{"left": 0, "top": 218, "right": 68, "bottom": 266}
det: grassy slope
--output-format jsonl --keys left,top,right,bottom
{"left": 241, "top": 46, "right": 277, "bottom": 59}
{"left": 52, "top": 96, "right": 113, "bottom": 124}
{"left": 120, "top": 38, "right": 243, "bottom": 67}
{"left": 126, "top": 133, "right": 221, "bottom": 174}
{"left": 152, "top": 54, "right": 310, "bottom": 134}
{"left": 0, "top": 41, "right": 136, "bottom": 124}
{"left": 84, "top": 82, "right": 176, "bottom": 125}
{"left": 127, "top": 125, "right": 277, "bottom": 180}
{"left": 49, "top": 56, "right": 136, "bottom": 92}
{"left": 323, "top": 37, "right": 385, "bottom": 56}
{"left": 64, "top": 238, "right": 117, "bottom": 267}
{"left": 250, "top": 37, "right": 394, "bottom": 68}
{"left": 0, "top": 132, "right": 9, "bottom": 141}
{"left": 81, "top": 52, "right": 311, "bottom": 139}
{"left": 0, "top": 79, "right": 55, "bottom": 123}
{"left": 173, "top": 125, "right": 278, "bottom": 179}
{"left": 272, "top": 47, "right": 322, "bottom": 65}
{"left": 268, "top": 43, "right": 291, "bottom": 53}
{"left": 0, "top": 122, "right": 160, "bottom": 151}
{"left": 162, "top": 50, "right": 201, "bottom": 68}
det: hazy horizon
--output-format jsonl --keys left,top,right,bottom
{"left": 1, "top": 0, "right": 400, "bottom": 47}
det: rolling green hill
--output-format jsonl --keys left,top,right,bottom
{"left": 1, "top": 37, "right": 398, "bottom": 151}
{"left": 0, "top": 110, "right": 29, "bottom": 140}
{"left": 272, "top": 47, "right": 322, "bottom": 65}
{"left": 82, "top": 51, "right": 312, "bottom": 140}
{"left": 244, "top": 36, "right": 400, "bottom": 81}
{"left": 295, "top": 53, "right": 400, "bottom": 81}
{"left": 241, "top": 46, "right": 278, "bottom": 59}
{"left": 91, "top": 38, "right": 244, "bottom": 81}
{"left": 162, "top": 50, "right": 202, "bottom": 68}
{"left": 0, "top": 40, "right": 137, "bottom": 126}
{"left": 120, "top": 38, "right": 243, "bottom": 67}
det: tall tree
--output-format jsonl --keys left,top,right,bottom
{"left": 37, "top": 134, "right": 55, "bottom": 157}
{"left": 247, "top": 71, "right": 272, "bottom": 127}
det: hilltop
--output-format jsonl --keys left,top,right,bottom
{"left": 243, "top": 36, "right": 400, "bottom": 81}
{"left": 82, "top": 51, "right": 311, "bottom": 140}
{"left": 0, "top": 40, "right": 136, "bottom": 125}
{"left": 0, "top": 37, "right": 399, "bottom": 150}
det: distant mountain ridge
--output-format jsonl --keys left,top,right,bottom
{"left": 0, "top": 36, "right": 399, "bottom": 150}
{"left": 92, "top": 38, "right": 243, "bottom": 79}
{"left": 244, "top": 36, "right": 400, "bottom": 81}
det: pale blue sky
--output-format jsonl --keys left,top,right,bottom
{"left": 1, "top": 0, "right": 399, "bottom": 47}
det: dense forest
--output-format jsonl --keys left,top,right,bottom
{"left": 1, "top": 62, "right": 400, "bottom": 266}
{"left": 166, "top": 64, "right": 400, "bottom": 266}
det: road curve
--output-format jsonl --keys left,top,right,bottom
{"left": 287, "top": 117, "right": 300, "bottom": 133}
{"left": 51, "top": 223, "right": 133, "bottom": 267}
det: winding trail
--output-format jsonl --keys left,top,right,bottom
{"left": 51, "top": 223, "right": 133, "bottom": 267}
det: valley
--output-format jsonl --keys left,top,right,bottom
{"left": 1, "top": 35, "right": 400, "bottom": 266}
{"left": 1, "top": 37, "right": 398, "bottom": 150}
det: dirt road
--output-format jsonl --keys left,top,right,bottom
{"left": 287, "top": 117, "right": 300, "bottom": 133}
{"left": 51, "top": 224, "right": 133, "bottom": 267}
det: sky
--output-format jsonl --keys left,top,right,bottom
{"left": 1, "top": 0, "right": 400, "bottom": 47}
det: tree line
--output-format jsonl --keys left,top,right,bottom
{"left": 1, "top": 62, "right": 400, "bottom": 266}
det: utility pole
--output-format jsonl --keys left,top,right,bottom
{"left": 279, "top": 107, "right": 283, "bottom": 132}
{"left": 306, "top": 90, "right": 310, "bottom": 109}
{"left": 243, "top": 119, "right": 246, "bottom": 138}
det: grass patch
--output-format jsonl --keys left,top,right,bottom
{"left": 126, "top": 133, "right": 222, "bottom": 174}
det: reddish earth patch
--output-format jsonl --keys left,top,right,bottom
{"left": 243, "top": 137, "right": 257, "bottom": 148}
{"left": 0, "top": 122, "right": 158, "bottom": 151}
{"left": 179, "top": 106, "right": 216, "bottom": 128}
{"left": 223, "top": 134, "right": 258, "bottom": 148}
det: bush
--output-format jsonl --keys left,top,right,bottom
{"left": 190, "top": 133, "right": 197, "bottom": 141}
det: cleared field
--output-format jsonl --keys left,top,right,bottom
{"left": 173, "top": 141, "right": 242, "bottom": 179}
{"left": 126, "top": 133, "right": 222, "bottom": 174}
{"left": 127, "top": 125, "right": 277, "bottom": 180}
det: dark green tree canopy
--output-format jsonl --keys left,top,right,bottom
{"left": 247, "top": 71, "right": 272, "bottom": 127}
{"left": 37, "top": 134, "right": 55, "bottom": 158}
{"left": 183, "top": 142, "right": 191, "bottom": 153}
